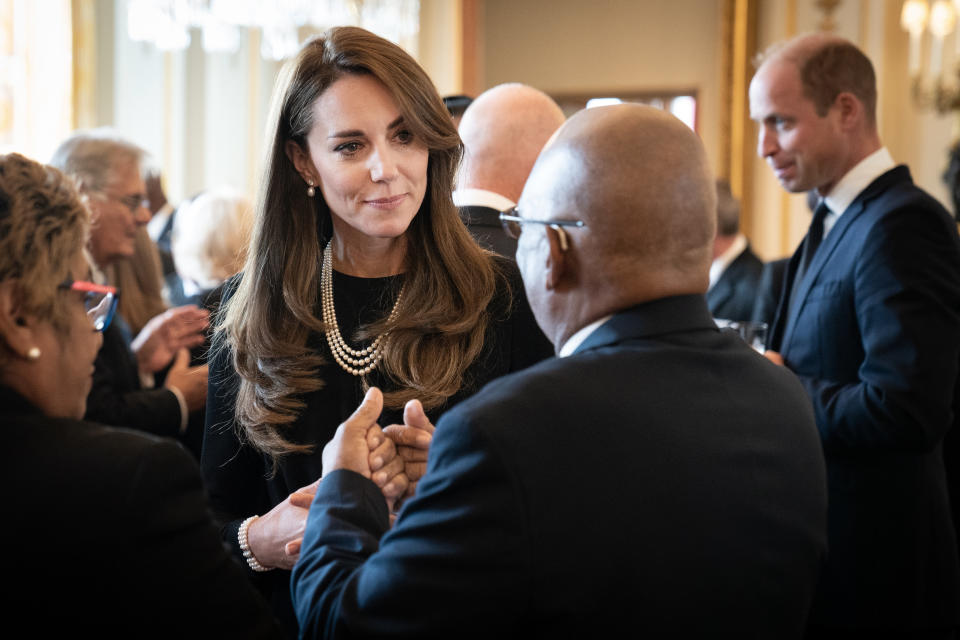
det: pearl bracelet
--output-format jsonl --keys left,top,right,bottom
{"left": 238, "top": 515, "right": 271, "bottom": 572}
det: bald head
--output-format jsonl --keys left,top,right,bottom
{"left": 457, "top": 83, "right": 566, "bottom": 203}
{"left": 517, "top": 104, "right": 715, "bottom": 347}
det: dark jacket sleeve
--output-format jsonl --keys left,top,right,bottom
{"left": 85, "top": 322, "right": 182, "bottom": 437}
{"left": 291, "top": 413, "right": 527, "bottom": 639}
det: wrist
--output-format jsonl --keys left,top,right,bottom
{"left": 238, "top": 515, "right": 272, "bottom": 572}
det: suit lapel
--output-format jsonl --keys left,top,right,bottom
{"left": 779, "top": 166, "right": 911, "bottom": 350}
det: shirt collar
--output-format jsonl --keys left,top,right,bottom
{"left": 452, "top": 188, "right": 515, "bottom": 212}
{"left": 559, "top": 314, "right": 613, "bottom": 357}
{"left": 823, "top": 147, "right": 895, "bottom": 219}
{"left": 708, "top": 233, "right": 747, "bottom": 289}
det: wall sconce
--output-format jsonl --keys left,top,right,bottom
{"left": 901, "top": 0, "right": 960, "bottom": 112}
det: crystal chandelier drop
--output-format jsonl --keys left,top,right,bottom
{"left": 126, "top": 0, "right": 421, "bottom": 61}
{"left": 901, "top": 0, "right": 960, "bottom": 113}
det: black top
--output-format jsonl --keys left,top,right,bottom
{"left": 202, "top": 256, "right": 552, "bottom": 636}
{"left": 2, "top": 385, "right": 280, "bottom": 638}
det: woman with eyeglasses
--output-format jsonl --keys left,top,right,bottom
{"left": 0, "top": 153, "right": 281, "bottom": 636}
{"left": 202, "top": 26, "right": 552, "bottom": 636}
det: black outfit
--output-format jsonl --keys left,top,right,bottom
{"left": 291, "top": 295, "right": 828, "bottom": 638}
{"left": 458, "top": 205, "right": 517, "bottom": 258}
{"left": 202, "top": 256, "right": 552, "bottom": 637}
{"left": 85, "top": 314, "right": 183, "bottom": 438}
{"left": 769, "top": 166, "right": 960, "bottom": 633}
{"left": 706, "top": 243, "right": 764, "bottom": 322}
{"left": 2, "top": 385, "right": 280, "bottom": 638}
{"left": 751, "top": 257, "right": 790, "bottom": 325}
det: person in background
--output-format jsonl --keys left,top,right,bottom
{"left": 442, "top": 93, "right": 473, "bottom": 128}
{"left": 706, "top": 178, "right": 763, "bottom": 322}
{"left": 291, "top": 103, "right": 827, "bottom": 639}
{"left": 751, "top": 189, "right": 818, "bottom": 326}
{"left": 202, "top": 27, "right": 552, "bottom": 637}
{"left": 454, "top": 83, "right": 566, "bottom": 258}
{"left": 751, "top": 33, "right": 960, "bottom": 636}
{"left": 50, "top": 129, "right": 209, "bottom": 443}
{"left": 0, "top": 152, "right": 281, "bottom": 637}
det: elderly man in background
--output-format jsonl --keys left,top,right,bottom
{"left": 290, "top": 104, "right": 827, "bottom": 638}
{"left": 51, "top": 129, "right": 209, "bottom": 441}
{"left": 751, "top": 33, "right": 960, "bottom": 637}
{"left": 706, "top": 178, "right": 763, "bottom": 322}
{"left": 454, "top": 83, "right": 566, "bottom": 257}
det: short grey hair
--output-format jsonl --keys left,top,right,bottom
{"left": 49, "top": 128, "right": 146, "bottom": 193}
{"left": 715, "top": 179, "right": 740, "bottom": 236}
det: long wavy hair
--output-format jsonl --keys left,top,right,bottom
{"left": 218, "top": 27, "right": 501, "bottom": 458}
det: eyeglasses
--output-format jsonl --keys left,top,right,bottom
{"left": 499, "top": 207, "right": 585, "bottom": 251}
{"left": 92, "top": 190, "right": 149, "bottom": 215}
{"left": 58, "top": 280, "right": 119, "bottom": 332}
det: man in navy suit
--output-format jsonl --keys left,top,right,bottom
{"left": 290, "top": 104, "right": 828, "bottom": 638}
{"left": 706, "top": 178, "right": 764, "bottom": 321}
{"left": 751, "top": 33, "right": 960, "bottom": 637}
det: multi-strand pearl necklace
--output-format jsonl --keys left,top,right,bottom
{"left": 320, "top": 241, "right": 405, "bottom": 376}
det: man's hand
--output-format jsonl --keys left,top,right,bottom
{"left": 132, "top": 305, "right": 209, "bottom": 374}
{"left": 322, "top": 386, "right": 385, "bottom": 479}
{"left": 383, "top": 399, "right": 435, "bottom": 500}
{"left": 764, "top": 350, "right": 785, "bottom": 366}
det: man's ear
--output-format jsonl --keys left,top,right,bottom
{"left": 544, "top": 227, "right": 568, "bottom": 291}
{"left": 284, "top": 140, "right": 315, "bottom": 184}
{"left": 833, "top": 92, "right": 862, "bottom": 130}
{"left": 0, "top": 280, "right": 39, "bottom": 359}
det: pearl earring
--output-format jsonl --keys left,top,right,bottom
{"left": 27, "top": 347, "right": 40, "bottom": 360}
{"left": 307, "top": 180, "right": 316, "bottom": 198}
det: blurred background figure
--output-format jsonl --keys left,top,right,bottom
{"left": 442, "top": 93, "right": 473, "bottom": 128}
{"left": 50, "top": 128, "right": 209, "bottom": 456}
{"left": 145, "top": 164, "right": 177, "bottom": 278}
{"left": 706, "top": 179, "right": 763, "bottom": 323}
{"left": 0, "top": 152, "right": 280, "bottom": 636}
{"left": 168, "top": 186, "right": 253, "bottom": 309}
{"left": 751, "top": 189, "right": 819, "bottom": 327}
{"left": 454, "top": 83, "right": 565, "bottom": 257}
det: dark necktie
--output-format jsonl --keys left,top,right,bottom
{"left": 788, "top": 201, "right": 830, "bottom": 314}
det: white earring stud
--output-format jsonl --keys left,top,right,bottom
{"left": 27, "top": 346, "right": 40, "bottom": 360}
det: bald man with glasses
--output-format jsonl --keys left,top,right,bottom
{"left": 290, "top": 104, "right": 828, "bottom": 638}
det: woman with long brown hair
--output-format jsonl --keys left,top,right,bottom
{"left": 202, "top": 26, "right": 551, "bottom": 635}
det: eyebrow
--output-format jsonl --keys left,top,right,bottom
{"left": 328, "top": 115, "right": 406, "bottom": 139}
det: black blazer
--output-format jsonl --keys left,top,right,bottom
{"left": 706, "top": 243, "right": 764, "bottom": 322}
{"left": 459, "top": 204, "right": 517, "bottom": 259}
{"left": 770, "top": 165, "right": 960, "bottom": 629}
{"left": 292, "top": 295, "right": 828, "bottom": 638}
{"left": 751, "top": 257, "right": 790, "bottom": 326}
{"left": 1, "top": 385, "right": 280, "bottom": 637}
{"left": 84, "top": 317, "right": 183, "bottom": 438}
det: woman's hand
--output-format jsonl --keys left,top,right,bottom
{"left": 131, "top": 305, "right": 209, "bottom": 374}
{"left": 382, "top": 399, "right": 435, "bottom": 500}
{"left": 246, "top": 479, "right": 319, "bottom": 570}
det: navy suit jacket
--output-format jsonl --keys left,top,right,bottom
{"left": 706, "top": 243, "right": 764, "bottom": 322}
{"left": 292, "top": 295, "right": 828, "bottom": 639}
{"left": 458, "top": 204, "right": 517, "bottom": 259}
{"left": 769, "top": 165, "right": 960, "bottom": 629}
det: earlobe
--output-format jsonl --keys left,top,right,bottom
{"left": 284, "top": 140, "right": 315, "bottom": 185}
{"left": 0, "top": 280, "right": 40, "bottom": 360}
{"left": 544, "top": 228, "right": 567, "bottom": 291}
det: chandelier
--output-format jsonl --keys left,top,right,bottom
{"left": 126, "top": 0, "right": 420, "bottom": 61}
{"left": 901, "top": 0, "right": 960, "bottom": 113}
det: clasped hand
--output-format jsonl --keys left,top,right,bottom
{"left": 249, "top": 388, "right": 410, "bottom": 570}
